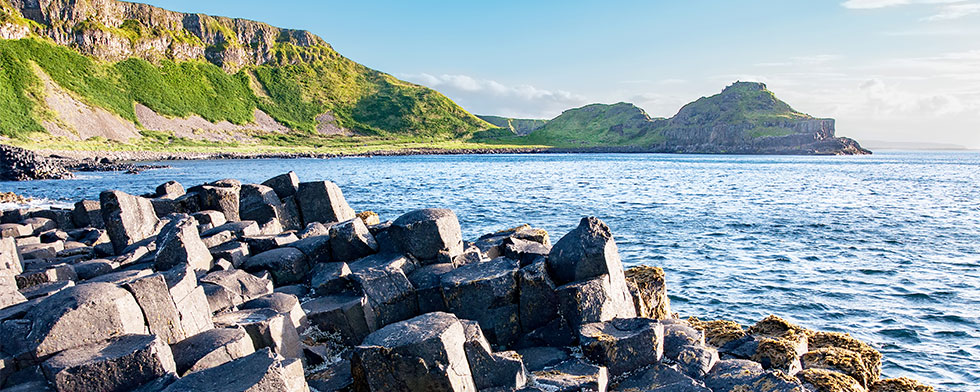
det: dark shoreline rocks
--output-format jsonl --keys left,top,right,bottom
{"left": 1, "top": 144, "right": 169, "bottom": 182}
{"left": 0, "top": 172, "right": 931, "bottom": 392}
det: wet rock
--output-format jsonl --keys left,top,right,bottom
{"left": 797, "top": 368, "right": 865, "bottom": 392}
{"left": 389, "top": 209, "right": 464, "bottom": 262}
{"left": 301, "top": 294, "right": 376, "bottom": 346}
{"left": 241, "top": 247, "right": 309, "bottom": 286}
{"left": 71, "top": 201, "right": 103, "bottom": 229}
{"left": 100, "top": 190, "right": 160, "bottom": 254}
{"left": 24, "top": 282, "right": 146, "bottom": 359}
{"left": 460, "top": 320, "right": 527, "bottom": 390}
{"left": 262, "top": 172, "right": 300, "bottom": 199}
{"left": 213, "top": 308, "right": 302, "bottom": 360}
{"left": 612, "top": 363, "right": 710, "bottom": 392}
{"left": 556, "top": 274, "right": 636, "bottom": 330}
{"left": 578, "top": 317, "right": 663, "bottom": 376}
{"left": 171, "top": 327, "right": 255, "bottom": 376}
{"left": 160, "top": 348, "right": 308, "bottom": 392}
{"left": 122, "top": 274, "right": 186, "bottom": 344}
{"left": 309, "top": 262, "right": 355, "bottom": 296}
{"left": 190, "top": 211, "right": 226, "bottom": 233}
{"left": 155, "top": 214, "right": 212, "bottom": 273}
{"left": 197, "top": 184, "right": 240, "bottom": 222}
{"left": 440, "top": 257, "right": 520, "bottom": 346}
{"left": 240, "top": 293, "right": 308, "bottom": 332}
{"left": 328, "top": 219, "right": 378, "bottom": 262}
{"left": 40, "top": 334, "right": 175, "bottom": 392}
{"left": 296, "top": 181, "right": 355, "bottom": 225}
{"left": 532, "top": 358, "right": 608, "bottom": 392}
{"left": 406, "top": 262, "right": 455, "bottom": 314}
{"left": 625, "top": 265, "right": 672, "bottom": 320}
{"left": 351, "top": 312, "right": 476, "bottom": 392}
{"left": 349, "top": 254, "right": 419, "bottom": 328}
{"left": 518, "top": 260, "right": 560, "bottom": 333}
{"left": 547, "top": 217, "right": 627, "bottom": 286}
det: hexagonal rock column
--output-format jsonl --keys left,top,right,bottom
{"left": 531, "top": 358, "right": 608, "bottom": 392}
{"left": 613, "top": 363, "right": 709, "bottom": 392}
{"left": 388, "top": 209, "right": 464, "bottom": 263}
{"left": 213, "top": 308, "right": 302, "bottom": 360}
{"left": 240, "top": 293, "right": 308, "bottom": 332}
{"left": 578, "top": 318, "right": 664, "bottom": 376}
{"left": 351, "top": 312, "right": 476, "bottom": 392}
{"left": 25, "top": 282, "right": 147, "bottom": 359}
{"left": 121, "top": 273, "right": 187, "bottom": 345}
{"left": 296, "top": 181, "right": 355, "bottom": 226}
{"left": 197, "top": 183, "right": 241, "bottom": 222}
{"left": 160, "top": 348, "right": 309, "bottom": 392}
{"left": 100, "top": 190, "right": 160, "bottom": 254}
{"left": 328, "top": 219, "right": 378, "bottom": 262}
{"left": 302, "top": 293, "right": 377, "bottom": 346}
{"left": 556, "top": 273, "right": 636, "bottom": 330}
{"left": 241, "top": 247, "right": 310, "bottom": 286}
{"left": 155, "top": 214, "right": 212, "bottom": 273}
{"left": 547, "top": 217, "right": 627, "bottom": 286}
{"left": 460, "top": 320, "right": 527, "bottom": 391}
{"left": 239, "top": 184, "right": 285, "bottom": 229}
{"left": 41, "top": 334, "right": 176, "bottom": 392}
{"left": 171, "top": 327, "right": 256, "bottom": 376}
{"left": 348, "top": 254, "right": 419, "bottom": 328}
{"left": 439, "top": 257, "right": 520, "bottom": 346}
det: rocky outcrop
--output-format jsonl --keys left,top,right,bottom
{"left": 0, "top": 172, "right": 930, "bottom": 391}
{"left": 0, "top": 144, "right": 71, "bottom": 181}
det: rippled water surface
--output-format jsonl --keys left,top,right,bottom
{"left": 3, "top": 151, "right": 979, "bottom": 390}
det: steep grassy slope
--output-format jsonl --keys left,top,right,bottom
{"left": 477, "top": 115, "right": 549, "bottom": 136}
{"left": 0, "top": 0, "right": 491, "bottom": 143}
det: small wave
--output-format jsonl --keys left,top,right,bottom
{"left": 879, "top": 328, "right": 921, "bottom": 343}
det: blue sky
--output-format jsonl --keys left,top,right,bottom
{"left": 144, "top": 0, "right": 980, "bottom": 148}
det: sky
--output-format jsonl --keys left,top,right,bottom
{"left": 143, "top": 0, "right": 980, "bottom": 148}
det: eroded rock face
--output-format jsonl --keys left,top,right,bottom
{"left": 100, "top": 190, "right": 160, "bottom": 254}
{"left": 171, "top": 327, "right": 255, "bottom": 376}
{"left": 41, "top": 334, "right": 176, "bottom": 392}
{"left": 160, "top": 348, "right": 309, "bottom": 392}
{"left": 155, "top": 214, "right": 212, "bottom": 273}
{"left": 352, "top": 312, "right": 476, "bottom": 392}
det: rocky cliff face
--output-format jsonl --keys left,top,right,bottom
{"left": 8, "top": 0, "right": 324, "bottom": 70}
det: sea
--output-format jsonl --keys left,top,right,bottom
{"left": 2, "top": 151, "right": 978, "bottom": 390}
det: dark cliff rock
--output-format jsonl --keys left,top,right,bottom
{"left": 0, "top": 144, "right": 71, "bottom": 181}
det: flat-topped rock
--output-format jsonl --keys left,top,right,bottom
{"left": 389, "top": 209, "right": 464, "bottom": 262}
{"left": 532, "top": 358, "right": 608, "bottom": 392}
{"left": 171, "top": 327, "right": 255, "bottom": 376}
{"left": 240, "top": 292, "right": 308, "bottom": 332}
{"left": 579, "top": 318, "right": 664, "bottom": 376}
{"left": 440, "top": 257, "right": 520, "bottom": 346}
{"left": 160, "top": 348, "right": 308, "bottom": 392}
{"left": 41, "top": 334, "right": 176, "bottom": 392}
{"left": 302, "top": 294, "right": 376, "bottom": 345}
{"left": 241, "top": 247, "right": 309, "bottom": 286}
{"left": 213, "top": 308, "right": 302, "bottom": 360}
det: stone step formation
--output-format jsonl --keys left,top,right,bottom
{"left": 0, "top": 173, "right": 933, "bottom": 392}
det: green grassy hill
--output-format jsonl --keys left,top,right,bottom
{"left": 476, "top": 115, "right": 549, "bottom": 136}
{"left": 0, "top": 0, "right": 492, "bottom": 148}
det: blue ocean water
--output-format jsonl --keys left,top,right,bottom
{"left": 3, "top": 151, "right": 979, "bottom": 390}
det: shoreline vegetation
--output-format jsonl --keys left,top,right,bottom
{"left": 0, "top": 172, "right": 934, "bottom": 391}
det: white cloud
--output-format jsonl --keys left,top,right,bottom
{"left": 842, "top": 0, "right": 965, "bottom": 9}
{"left": 924, "top": 2, "right": 980, "bottom": 20}
{"left": 401, "top": 73, "right": 589, "bottom": 119}
{"left": 756, "top": 54, "right": 842, "bottom": 67}
{"left": 857, "top": 78, "right": 972, "bottom": 115}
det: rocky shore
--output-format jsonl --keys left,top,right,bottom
{"left": 1, "top": 144, "right": 169, "bottom": 181}
{"left": 0, "top": 173, "right": 932, "bottom": 391}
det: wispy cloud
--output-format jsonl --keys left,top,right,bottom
{"left": 756, "top": 54, "right": 842, "bottom": 67}
{"left": 924, "top": 2, "right": 980, "bottom": 20}
{"left": 841, "top": 0, "right": 965, "bottom": 9}
{"left": 400, "top": 73, "right": 589, "bottom": 119}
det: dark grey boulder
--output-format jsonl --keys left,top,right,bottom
{"left": 349, "top": 254, "right": 419, "bottom": 328}
{"left": 579, "top": 318, "right": 664, "bottom": 376}
{"left": 301, "top": 294, "right": 376, "bottom": 346}
{"left": 245, "top": 233, "right": 298, "bottom": 255}
{"left": 503, "top": 238, "right": 550, "bottom": 267}
{"left": 240, "top": 292, "right": 308, "bottom": 332}
{"left": 154, "top": 214, "right": 212, "bottom": 273}
{"left": 279, "top": 196, "right": 303, "bottom": 232}
{"left": 440, "top": 257, "right": 520, "bottom": 346}
{"left": 298, "top": 222, "right": 331, "bottom": 239}
{"left": 296, "top": 181, "right": 355, "bottom": 225}
{"left": 100, "top": 190, "right": 160, "bottom": 254}
{"left": 306, "top": 360, "right": 352, "bottom": 392}
{"left": 532, "top": 359, "right": 608, "bottom": 392}
{"left": 288, "top": 235, "right": 331, "bottom": 264}
{"left": 556, "top": 274, "right": 636, "bottom": 330}
{"left": 388, "top": 209, "right": 463, "bottom": 262}
{"left": 207, "top": 241, "right": 249, "bottom": 268}
{"left": 518, "top": 259, "right": 560, "bottom": 333}
{"left": 122, "top": 274, "right": 186, "bottom": 344}
{"left": 241, "top": 247, "right": 309, "bottom": 286}
{"left": 406, "top": 263, "right": 455, "bottom": 314}
{"left": 328, "top": 219, "right": 378, "bottom": 262}
{"left": 200, "top": 221, "right": 260, "bottom": 239}
{"left": 351, "top": 312, "right": 476, "bottom": 392}
{"left": 150, "top": 198, "right": 179, "bottom": 218}
{"left": 190, "top": 211, "right": 225, "bottom": 232}
{"left": 197, "top": 184, "right": 240, "bottom": 222}
{"left": 547, "top": 217, "right": 627, "bottom": 286}
{"left": 516, "top": 316, "right": 576, "bottom": 349}
{"left": 171, "top": 327, "right": 255, "bottom": 376}
{"left": 71, "top": 259, "right": 114, "bottom": 280}
{"left": 262, "top": 172, "right": 300, "bottom": 199}
{"left": 154, "top": 181, "right": 185, "bottom": 199}
{"left": 71, "top": 200, "right": 103, "bottom": 229}
{"left": 239, "top": 184, "right": 284, "bottom": 228}
{"left": 213, "top": 308, "right": 302, "bottom": 360}
{"left": 25, "top": 282, "right": 146, "bottom": 359}
{"left": 664, "top": 321, "right": 706, "bottom": 361}
{"left": 702, "top": 359, "right": 765, "bottom": 390}
{"left": 675, "top": 344, "right": 719, "bottom": 379}
{"left": 172, "top": 193, "right": 201, "bottom": 215}
{"left": 41, "top": 334, "right": 176, "bottom": 392}
{"left": 515, "top": 346, "right": 571, "bottom": 371}
{"left": 309, "top": 262, "right": 355, "bottom": 296}
{"left": 611, "top": 363, "right": 710, "bottom": 392}
{"left": 199, "top": 270, "right": 273, "bottom": 306}
{"left": 274, "top": 284, "right": 308, "bottom": 298}
{"left": 461, "top": 320, "right": 527, "bottom": 390}
{"left": 160, "top": 348, "right": 308, "bottom": 392}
